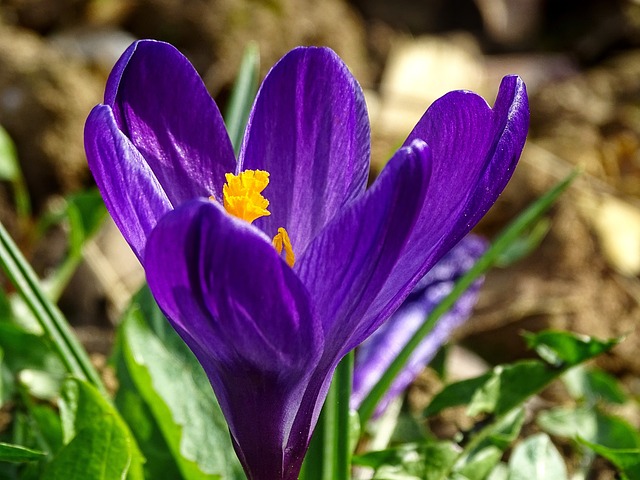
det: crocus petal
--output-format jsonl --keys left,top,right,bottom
{"left": 358, "top": 75, "right": 529, "bottom": 343}
{"left": 105, "top": 40, "right": 236, "bottom": 204}
{"left": 351, "top": 235, "right": 487, "bottom": 416}
{"left": 239, "top": 47, "right": 370, "bottom": 255}
{"left": 144, "top": 199, "right": 323, "bottom": 480}
{"left": 84, "top": 105, "right": 171, "bottom": 260}
{"left": 296, "top": 139, "right": 432, "bottom": 363}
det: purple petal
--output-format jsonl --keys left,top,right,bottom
{"left": 106, "top": 40, "right": 236, "bottom": 205}
{"left": 351, "top": 235, "right": 487, "bottom": 416}
{"left": 295, "top": 140, "right": 432, "bottom": 363}
{"left": 84, "top": 105, "right": 171, "bottom": 260}
{"left": 144, "top": 199, "right": 323, "bottom": 480}
{"left": 239, "top": 47, "right": 370, "bottom": 256}
{"left": 357, "top": 75, "right": 528, "bottom": 345}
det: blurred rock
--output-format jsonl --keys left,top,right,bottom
{"left": 473, "top": 0, "right": 543, "bottom": 48}
{"left": 580, "top": 194, "right": 640, "bottom": 276}
{"left": 375, "top": 34, "right": 485, "bottom": 138}
{"left": 50, "top": 28, "right": 137, "bottom": 74}
{"left": 0, "top": 25, "right": 102, "bottom": 209}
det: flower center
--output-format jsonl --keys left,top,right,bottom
{"left": 223, "top": 170, "right": 270, "bottom": 224}
{"left": 220, "top": 170, "right": 295, "bottom": 267}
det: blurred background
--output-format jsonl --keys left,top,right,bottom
{"left": 1, "top": 0, "right": 640, "bottom": 469}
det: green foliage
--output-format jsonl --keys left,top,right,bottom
{"left": 507, "top": 434, "right": 567, "bottom": 480}
{"left": 42, "top": 378, "right": 143, "bottom": 480}
{"left": 0, "top": 443, "right": 45, "bottom": 463}
{"left": 426, "top": 331, "right": 617, "bottom": 418}
{"left": 0, "top": 125, "right": 30, "bottom": 221}
{"left": 113, "top": 286, "right": 244, "bottom": 480}
{"left": 224, "top": 43, "right": 260, "bottom": 155}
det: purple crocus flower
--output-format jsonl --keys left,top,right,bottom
{"left": 351, "top": 234, "right": 487, "bottom": 418}
{"left": 84, "top": 40, "right": 528, "bottom": 480}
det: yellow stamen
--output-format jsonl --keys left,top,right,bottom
{"left": 220, "top": 169, "right": 296, "bottom": 267}
{"left": 272, "top": 227, "right": 295, "bottom": 267}
{"left": 222, "top": 170, "right": 271, "bottom": 224}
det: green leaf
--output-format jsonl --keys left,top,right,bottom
{"left": 39, "top": 189, "right": 107, "bottom": 301}
{"left": 424, "top": 374, "right": 492, "bottom": 417}
{"left": 538, "top": 406, "right": 640, "bottom": 449}
{"left": 523, "top": 330, "right": 619, "bottom": 367}
{"left": 0, "top": 442, "right": 45, "bottom": 463}
{"left": 0, "top": 322, "right": 65, "bottom": 400}
{"left": 426, "top": 332, "right": 618, "bottom": 419}
{"left": 353, "top": 441, "right": 460, "bottom": 480}
{"left": 359, "top": 171, "right": 578, "bottom": 425}
{"left": 0, "top": 126, "right": 20, "bottom": 181}
{"left": 224, "top": 43, "right": 260, "bottom": 155}
{"left": 563, "top": 366, "right": 628, "bottom": 404}
{"left": 0, "top": 125, "right": 30, "bottom": 220}
{"left": 114, "top": 351, "right": 182, "bottom": 480}
{"left": 452, "top": 446, "right": 502, "bottom": 480}
{"left": 495, "top": 217, "right": 550, "bottom": 267}
{"left": 577, "top": 438, "right": 640, "bottom": 479}
{"left": 452, "top": 409, "right": 524, "bottom": 480}
{"left": 507, "top": 434, "right": 567, "bottom": 480}
{"left": 117, "top": 286, "right": 243, "bottom": 479}
{"left": 44, "top": 378, "right": 144, "bottom": 480}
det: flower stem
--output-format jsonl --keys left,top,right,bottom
{"left": 335, "top": 350, "right": 354, "bottom": 479}
{"left": 300, "top": 351, "right": 355, "bottom": 480}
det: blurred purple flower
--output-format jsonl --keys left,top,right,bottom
{"left": 351, "top": 234, "right": 487, "bottom": 418}
{"left": 84, "top": 40, "right": 528, "bottom": 480}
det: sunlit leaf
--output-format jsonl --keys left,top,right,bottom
{"left": 507, "top": 434, "right": 567, "bottom": 480}
{"left": 43, "top": 378, "right": 144, "bottom": 480}
{"left": 117, "top": 286, "right": 243, "bottom": 479}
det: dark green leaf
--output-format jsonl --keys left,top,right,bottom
{"left": 523, "top": 330, "right": 619, "bottom": 367}
{"left": 0, "top": 442, "right": 45, "bottom": 463}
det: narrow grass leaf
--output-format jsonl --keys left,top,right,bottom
{"left": 224, "top": 43, "right": 260, "bottom": 155}
{"left": 0, "top": 221, "right": 105, "bottom": 395}
{"left": 0, "top": 442, "right": 45, "bottom": 463}
{"left": 358, "top": 171, "right": 578, "bottom": 425}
